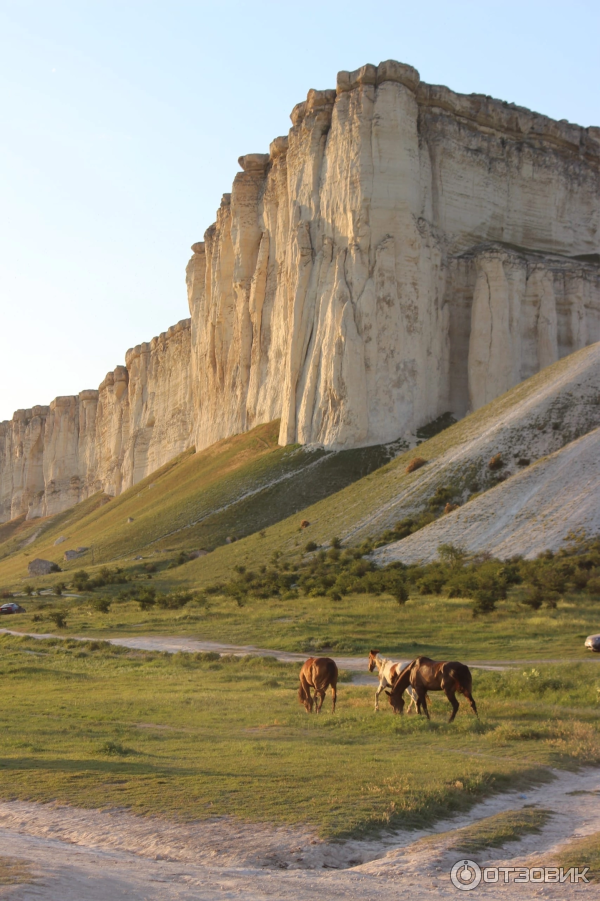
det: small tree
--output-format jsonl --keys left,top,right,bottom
{"left": 438, "top": 544, "right": 467, "bottom": 569}
{"left": 93, "top": 598, "right": 111, "bottom": 614}
{"left": 49, "top": 610, "right": 67, "bottom": 629}
{"left": 23, "top": 585, "right": 34, "bottom": 596}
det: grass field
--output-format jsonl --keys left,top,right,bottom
{"left": 8, "top": 586, "right": 600, "bottom": 661}
{"left": 0, "top": 633, "right": 598, "bottom": 839}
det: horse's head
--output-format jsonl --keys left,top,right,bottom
{"left": 368, "top": 649, "right": 380, "bottom": 673}
{"left": 386, "top": 687, "right": 405, "bottom": 715}
{"left": 298, "top": 684, "right": 313, "bottom": 713}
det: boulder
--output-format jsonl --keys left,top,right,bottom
{"left": 27, "top": 559, "right": 59, "bottom": 576}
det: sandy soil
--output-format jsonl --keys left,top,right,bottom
{"left": 375, "top": 427, "right": 600, "bottom": 565}
{"left": 0, "top": 767, "right": 598, "bottom": 899}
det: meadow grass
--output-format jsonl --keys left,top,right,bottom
{"left": 0, "top": 634, "right": 598, "bottom": 839}
{"left": 11, "top": 588, "right": 600, "bottom": 662}
{"left": 554, "top": 830, "right": 600, "bottom": 879}
{"left": 417, "top": 807, "right": 552, "bottom": 853}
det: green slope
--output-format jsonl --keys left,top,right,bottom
{"left": 0, "top": 420, "right": 404, "bottom": 589}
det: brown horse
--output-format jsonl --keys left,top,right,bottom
{"left": 387, "top": 656, "right": 477, "bottom": 723}
{"left": 298, "top": 657, "right": 338, "bottom": 713}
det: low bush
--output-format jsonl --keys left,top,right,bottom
{"left": 488, "top": 453, "right": 503, "bottom": 471}
{"left": 406, "top": 456, "right": 426, "bottom": 474}
{"left": 48, "top": 611, "right": 67, "bottom": 629}
{"left": 93, "top": 598, "right": 112, "bottom": 614}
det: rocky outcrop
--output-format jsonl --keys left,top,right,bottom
{"left": 0, "top": 320, "right": 193, "bottom": 521}
{"left": 1, "top": 59, "right": 599, "bottom": 522}
{"left": 27, "top": 559, "right": 59, "bottom": 576}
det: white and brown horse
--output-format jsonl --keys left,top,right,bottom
{"left": 368, "top": 650, "right": 420, "bottom": 713}
{"left": 298, "top": 657, "right": 338, "bottom": 713}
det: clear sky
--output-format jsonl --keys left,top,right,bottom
{"left": 1, "top": 0, "right": 599, "bottom": 422}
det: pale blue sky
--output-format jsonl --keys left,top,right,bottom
{"left": 1, "top": 0, "right": 599, "bottom": 421}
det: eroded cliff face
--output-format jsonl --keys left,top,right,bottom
{"left": 0, "top": 320, "right": 192, "bottom": 521}
{"left": 187, "top": 60, "right": 600, "bottom": 453}
{"left": 2, "top": 59, "right": 599, "bottom": 522}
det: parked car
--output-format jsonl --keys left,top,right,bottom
{"left": 0, "top": 603, "right": 25, "bottom": 615}
{"left": 584, "top": 634, "right": 600, "bottom": 652}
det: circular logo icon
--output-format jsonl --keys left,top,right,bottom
{"left": 451, "top": 859, "right": 482, "bottom": 891}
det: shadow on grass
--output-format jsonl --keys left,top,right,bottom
{"left": 0, "top": 756, "right": 199, "bottom": 777}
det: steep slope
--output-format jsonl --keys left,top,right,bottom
{"left": 375, "top": 426, "right": 600, "bottom": 564}
{"left": 170, "top": 341, "right": 600, "bottom": 587}
{"left": 0, "top": 422, "right": 403, "bottom": 587}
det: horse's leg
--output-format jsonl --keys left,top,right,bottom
{"left": 331, "top": 684, "right": 337, "bottom": 714}
{"left": 444, "top": 687, "right": 460, "bottom": 723}
{"left": 465, "top": 691, "right": 478, "bottom": 717}
{"left": 418, "top": 690, "right": 430, "bottom": 719}
{"left": 301, "top": 674, "right": 313, "bottom": 713}
{"left": 374, "top": 678, "right": 384, "bottom": 711}
{"left": 315, "top": 690, "right": 324, "bottom": 714}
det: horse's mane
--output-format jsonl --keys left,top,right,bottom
{"left": 391, "top": 660, "right": 415, "bottom": 690}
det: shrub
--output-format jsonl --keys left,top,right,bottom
{"left": 438, "top": 544, "right": 467, "bottom": 569}
{"left": 472, "top": 588, "right": 499, "bottom": 615}
{"left": 93, "top": 598, "right": 111, "bottom": 614}
{"left": 233, "top": 564, "right": 246, "bottom": 574}
{"left": 73, "top": 570, "right": 92, "bottom": 592}
{"left": 389, "top": 581, "right": 409, "bottom": 605}
{"left": 327, "top": 547, "right": 341, "bottom": 562}
{"left": 54, "top": 582, "right": 66, "bottom": 596}
{"left": 488, "top": 453, "right": 503, "bottom": 471}
{"left": 587, "top": 576, "right": 600, "bottom": 595}
{"left": 144, "top": 563, "right": 156, "bottom": 573}
{"left": 0, "top": 589, "right": 11, "bottom": 599}
{"left": 304, "top": 540, "right": 318, "bottom": 553}
{"left": 300, "top": 520, "right": 310, "bottom": 529}
{"left": 406, "top": 456, "right": 426, "bottom": 474}
{"left": 134, "top": 587, "right": 156, "bottom": 610}
{"left": 330, "top": 537, "right": 342, "bottom": 549}
{"left": 23, "top": 585, "right": 34, "bottom": 596}
{"left": 156, "top": 591, "right": 193, "bottom": 610}
{"left": 48, "top": 610, "right": 67, "bottom": 629}
{"left": 32, "top": 613, "right": 42, "bottom": 622}
{"left": 444, "top": 502, "right": 459, "bottom": 514}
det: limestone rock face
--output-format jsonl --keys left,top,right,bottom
{"left": 1, "top": 59, "right": 599, "bottom": 523}
{"left": 188, "top": 59, "right": 600, "bottom": 452}
{"left": 0, "top": 320, "right": 193, "bottom": 521}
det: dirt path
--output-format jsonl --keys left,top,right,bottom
{"left": 0, "top": 767, "right": 598, "bottom": 899}
{"left": 5, "top": 628, "right": 592, "bottom": 674}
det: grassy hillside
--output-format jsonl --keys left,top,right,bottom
{"left": 0, "top": 420, "right": 403, "bottom": 589}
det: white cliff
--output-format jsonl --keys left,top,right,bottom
{"left": 0, "top": 320, "right": 192, "bottom": 520}
{"left": 1, "top": 59, "right": 599, "bottom": 522}
{"left": 188, "top": 60, "right": 600, "bottom": 452}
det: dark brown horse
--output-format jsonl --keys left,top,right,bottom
{"left": 387, "top": 656, "right": 477, "bottom": 723}
{"left": 298, "top": 657, "right": 338, "bottom": 713}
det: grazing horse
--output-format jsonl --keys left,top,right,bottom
{"left": 387, "top": 656, "right": 477, "bottom": 723}
{"left": 368, "top": 649, "right": 420, "bottom": 713}
{"left": 298, "top": 657, "right": 338, "bottom": 714}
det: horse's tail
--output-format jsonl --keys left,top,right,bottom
{"left": 449, "top": 662, "right": 472, "bottom": 695}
